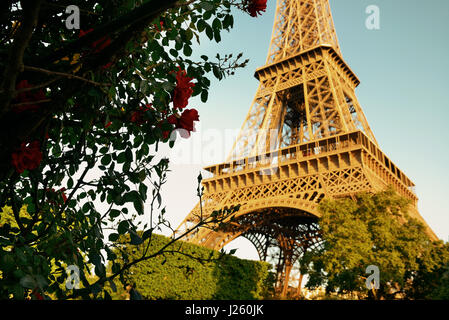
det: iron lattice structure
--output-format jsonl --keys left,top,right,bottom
{"left": 176, "top": 0, "right": 437, "bottom": 296}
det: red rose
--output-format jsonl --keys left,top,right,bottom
{"left": 79, "top": 29, "right": 111, "bottom": 53}
{"left": 11, "top": 141, "right": 43, "bottom": 174}
{"left": 168, "top": 108, "right": 200, "bottom": 137}
{"left": 173, "top": 68, "right": 195, "bottom": 110}
{"left": 33, "top": 292, "right": 44, "bottom": 300}
{"left": 13, "top": 80, "right": 46, "bottom": 113}
{"left": 156, "top": 121, "right": 171, "bottom": 140}
{"left": 60, "top": 188, "right": 68, "bottom": 203}
{"left": 154, "top": 20, "right": 164, "bottom": 32}
{"left": 130, "top": 111, "right": 143, "bottom": 124}
{"left": 79, "top": 28, "right": 94, "bottom": 38}
{"left": 46, "top": 188, "right": 67, "bottom": 205}
{"left": 178, "top": 109, "right": 199, "bottom": 132}
{"left": 130, "top": 104, "right": 153, "bottom": 125}
{"left": 162, "top": 130, "right": 171, "bottom": 140}
{"left": 31, "top": 288, "right": 44, "bottom": 300}
{"left": 101, "top": 62, "right": 114, "bottom": 70}
{"left": 92, "top": 38, "right": 111, "bottom": 53}
{"left": 245, "top": 0, "right": 267, "bottom": 17}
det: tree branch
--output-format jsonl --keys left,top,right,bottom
{"left": 63, "top": 211, "right": 234, "bottom": 300}
{"left": 10, "top": 99, "right": 51, "bottom": 107}
{"left": 0, "top": 0, "right": 43, "bottom": 116}
{"left": 23, "top": 66, "right": 111, "bottom": 87}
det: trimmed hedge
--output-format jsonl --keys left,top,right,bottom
{"left": 110, "top": 233, "right": 273, "bottom": 300}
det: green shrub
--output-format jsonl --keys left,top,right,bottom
{"left": 108, "top": 233, "right": 273, "bottom": 300}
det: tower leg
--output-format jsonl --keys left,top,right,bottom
{"left": 274, "top": 248, "right": 285, "bottom": 294}
{"left": 281, "top": 258, "right": 293, "bottom": 298}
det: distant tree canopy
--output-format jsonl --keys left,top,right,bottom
{"left": 302, "top": 188, "right": 449, "bottom": 300}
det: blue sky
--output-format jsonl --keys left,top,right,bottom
{"left": 159, "top": 0, "right": 449, "bottom": 259}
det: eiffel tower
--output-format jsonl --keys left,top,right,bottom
{"left": 176, "top": 0, "right": 437, "bottom": 296}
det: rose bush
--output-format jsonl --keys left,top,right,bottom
{"left": 0, "top": 0, "right": 265, "bottom": 300}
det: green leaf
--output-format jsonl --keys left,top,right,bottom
{"left": 201, "top": 90, "right": 208, "bottom": 103}
{"left": 123, "top": 160, "right": 131, "bottom": 173}
{"left": 138, "top": 170, "right": 146, "bottom": 182}
{"left": 67, "top": 177, "right": 74, "bottom": 189}
{"left": 170, "top": 48, "right": 179, "bottom": 57}
{"left": 109, "top": 209, "right": 120, "bottom": 219}
{"left": 203, "top": 10, "right": 212, "bottom": 21}
{"left": 133, "top": 135, "right": 143, "bottom": 148}
{"left": 109, "top": 233, "right": 119, "bottom": 242}
{"left": 27, "top": 203, "right": 36, "bottom": 214}
{"left": 141, "top": 229, "right": 153, "bottom": 241}
{"left": 175, "top": 38, "right": 183, "bottom": 51}
{"left": 101, "top": 154, "right": 112, "bottom": 166}
{"left": 139, "top": 183, "right": 148, "bottom": 200}
{"left": 183, "top": 45, "right": 192, "bottom": 57}
{"left": 185, "top": 28, "right": 193, "bottom": 41}
{"left": 205, "top": 25, "right": 213, "bottom": 40}
{"left": 118, "top": 220, "right": 129, "bottom": 235}
{"left": 151, "top": 49, "right": 161, "bottom": 62}
{"left": 130, "top": 231, "right": 143, "bottom": 245}
{"left": 82, "top": 202, "right": 91, "bottom": 213}
{"left": 197, "top": 19, "right": 207, "bottom": 32}
{"left": 125, "top": 148, "right": 133, "bottom": 163}
{"left": 117, "top": 152, "right": 127, "bottom": 164}
{"left": 123, "top": 190, "right": 140, "bottom": 203}
{"left": 133, "top": 199, "right": 144, "bottom": 215}
{"left": 2, "top": 254, "right": 15, "bottom": 272}
{"left": 111, "top": 262, "right": 121, "bottom": 274}
{"left": 223, "top": 14, "right": 233, "bottom": 29}
{"left": 212, "top": 18, "right": 222, "bottom": 31}
{"left": 88, "top": 88, "right": 98, "bottom": 97}
{"left": 213, "top": 65, "right": 222, "bottom": 80}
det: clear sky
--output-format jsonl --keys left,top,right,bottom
{"left": 157, "top": 0, "right": 449, "bottom": 259}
